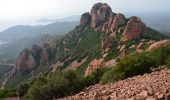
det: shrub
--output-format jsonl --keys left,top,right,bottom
{"left": 100, "top": 69, "right": 118, "bottom": 84}
{"left": 23, "top": 70, "right": 84, "bottom": 99}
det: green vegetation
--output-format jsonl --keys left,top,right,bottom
{"left": 16, "top": 67, "right": 109, "bottom": 99}
{"left": 56, "top": 26, "right": 101, "bottom": 69}
{"left": 100, "top": 45, "right": 170, "bottom": 84}
{"left": 18, "top": 70, "right": 84, "bottom": 100}
{"left": 104, "top": 46, "right": 119, "bottom": 61}
{"left": 0, "top": 88, "right": 16, "bottom": 98}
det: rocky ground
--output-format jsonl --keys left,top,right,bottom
{"left": 62, "top": 68, "right": 170, "bottom": 100}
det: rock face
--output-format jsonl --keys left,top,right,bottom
{"left": 147, "top": 39, "right": 170, "bottom": 51}
{"left": 63, "top": 68, "right": 170, "bottom": 100}
{"left": 15, "top": 44, "right": 55, "bottom": 75}
{"left": 121, "top": 16, "right": 146, "bottom": 41}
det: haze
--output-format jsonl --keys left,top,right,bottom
{"left": 0, "top": 0, "right": 170, "bottom": 31}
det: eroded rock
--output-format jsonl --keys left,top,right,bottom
{"left": 121, "top": 16, "right": 146, "bottom": 41}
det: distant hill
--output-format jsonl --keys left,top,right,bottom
{"left": 0, "top": 21, "right": 79, "bottom": 41}
{"left": 37, "top": 15, "right": 80, "bottom": 23}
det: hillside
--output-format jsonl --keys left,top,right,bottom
{"left": 63, "top": 67, "right": 170, "bottom": 100}
{"left": 1, "top": 2, "right": 170, "bottom": 100}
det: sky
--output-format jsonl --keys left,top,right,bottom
{"left": 0, "top": 0, "right": 170, "bottom": 31}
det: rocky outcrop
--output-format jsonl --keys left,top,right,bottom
{"left": 136, "top": 42, "right": 145, "bottom": 52}
{"left": 102, "top": 13, "right": 126, "bottom": 33}
{"left": 85, "top": 59, "right": 116, "bottom": 76}
{"left": 101, "top": 36, "right": 116, "bottom": 53}
{"left": 147, "top": 39, "right": 170, "bottom": 51}
{"left": 15, "top": 49, "right": 37, "bottom": 74}
{"left": 15, "top": 44, "right": 55, "bottom": 75}
{"left": 63, "top": 68, "right": 170, "bottom": 100}
{"left": 85, "top": 59, "right": 104, "bottom": 76}
{"left": 121, "top": 16, "right": 146, "bottom": 41}
{"left": 80, "top": 12, "right": 91, "bottom": 26}
{"left": 90, "top": 3, "right": 113, "bottom": 29}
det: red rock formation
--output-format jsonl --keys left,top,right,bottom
{"left": 102, "top": 13, "right": 125, "bottom": 34}
{"left": 15, "top": 49, "right": 37, "bottom": 74}
{"left": 121, "top": 16, "right": 146, "bottom": 41}
{"left": 90, "top": 3, "right": 113, "bottom": 28}
{"left": 15, "top": 43, "right": 55, "bottom": 75}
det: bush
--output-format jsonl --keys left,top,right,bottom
{"left": 23, "top": 70, "right": 84, "bottom": 99}
{"left": 100, "top": 70, "right": 118, "bottom": 84}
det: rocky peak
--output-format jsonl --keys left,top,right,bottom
{"left": 80, "top": 3, "right": 146, "bottom": 53}
{"left": 121, "top": 16, "right": 146, "bottom": 41}
{"left": 91, "top": 3, "right": 112, "bottom": 28}
{"left": 80, "top": 3, "right": 146, "bottom": 41}
{"left": 80, "top": 3, "right": 113, "bottom": 29}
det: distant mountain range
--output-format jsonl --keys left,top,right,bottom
{"left": 37, "top": 15, "right": 80, "bottom": 23}
{"left": 0, "top": 21, "right": 79, "bottom": 41}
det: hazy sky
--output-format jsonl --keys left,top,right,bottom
{"left": 0, "top": 0, "right": 170, "bottom": 31}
